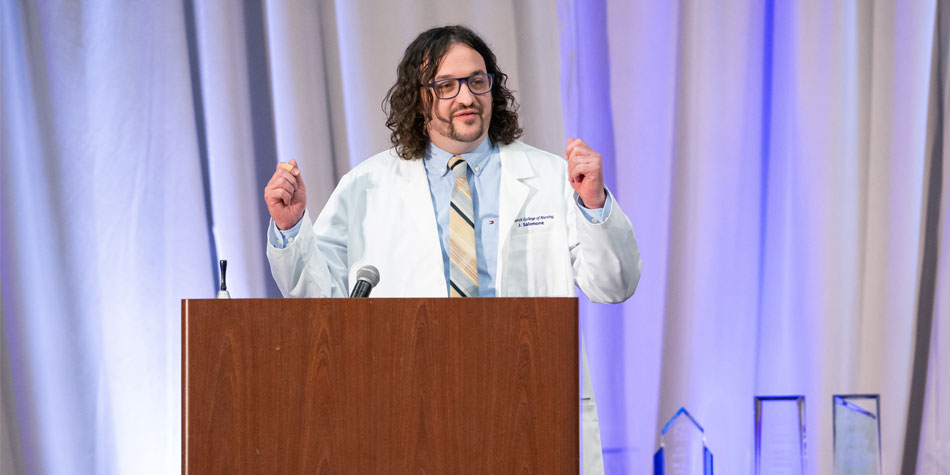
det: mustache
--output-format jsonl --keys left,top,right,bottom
{"left": 451, "top": 106, "right": 482, "bottom": 118}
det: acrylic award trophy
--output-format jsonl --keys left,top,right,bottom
{"left": 832, "top": 394, "right": 881, "bottom": 475}
{"left": 654, "top": 407, "right": 713, "bottom": 475}
{"left": 754, "top": 396, "right": 805, "bottom": 474}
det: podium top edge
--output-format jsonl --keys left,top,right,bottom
{"left": 182, "top": 297, "right": 581, "bottom": 303}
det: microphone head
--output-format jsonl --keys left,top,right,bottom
{"left": 356, "top": 265, "right": 380, "bottom": 287}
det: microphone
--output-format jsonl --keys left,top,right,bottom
{"left": 216, "top": 260, "right": 231, "bottom": 299}
{"left": 349, "top": 265, "right": 380, "bottom": 298}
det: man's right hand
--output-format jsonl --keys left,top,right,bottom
{"left": 264, "top": 159, "right": 307, "bottom": 230}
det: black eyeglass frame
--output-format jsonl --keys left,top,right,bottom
{"left": 427, "top": 73, "right": 495, "bottom": 100}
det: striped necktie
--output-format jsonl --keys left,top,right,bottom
{"left": 448, "top": 156, "right": 478, "bottom": 297}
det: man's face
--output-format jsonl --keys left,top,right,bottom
{"left": 426, "top": 43, "right": 493, "bottom": 154}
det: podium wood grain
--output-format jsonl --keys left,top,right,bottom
{"left": 182, "top": 298, "right": 578, "bottom": 474}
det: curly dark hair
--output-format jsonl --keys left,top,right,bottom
{"left": 383, "top": 25, "right": 523, "bottom": 160}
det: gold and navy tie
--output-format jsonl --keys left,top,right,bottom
{"left": 448, "top": 156, "right": 478, "bottom": 297}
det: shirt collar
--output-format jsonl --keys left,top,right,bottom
{"left": 424, "top": 136, "right": 495, "bottom": 177}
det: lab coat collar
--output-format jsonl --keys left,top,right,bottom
{"left": 499, "top": 142, "right": 536, "bottom": 180}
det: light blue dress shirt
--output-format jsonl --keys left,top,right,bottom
{"left": 268, "top": 137, "right": 612, "bottom": 296}
{"left": 424, "top": 138, "right": 501, "bottom": 295}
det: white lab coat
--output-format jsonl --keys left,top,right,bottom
{"left": 267, "top": 140, "right": 641, "bottom": 474}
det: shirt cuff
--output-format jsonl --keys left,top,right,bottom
{"left": 267, "top": 217, "right": 304, "bottom": 249}
{"left": 575, "top": 189, "right": 613, "bottom": 224}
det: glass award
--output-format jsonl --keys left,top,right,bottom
{"left": 832, "top": 394, "right": 882, "bottom": 475}
{"left": 654, "top": 407, "right": 713, "bottom": 475}
{"left": 754, "top": 396, "right": 805, "bottom": 474}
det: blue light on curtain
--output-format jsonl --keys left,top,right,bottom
{"left": 557, "top": 1, "right": 632, "bottom": 472}
{"left": 559, "top": 0, "right": 942, "bottom": 473}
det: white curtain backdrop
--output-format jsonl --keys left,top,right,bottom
{"left": 2, "top": 0, "right": 947, "bottom": 474}
{"left": 2, "top": 1, "right": 212, "bottom": 473}
{"left": 2, "top": 1, "right": 563, "bottom": 473}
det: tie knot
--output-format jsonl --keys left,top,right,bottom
{"left": 448, "top": 156, "right": 468, "bottom": 178}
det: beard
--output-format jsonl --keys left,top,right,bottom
{"left": 430, "top": 104, "right": 488, "bottom": 143}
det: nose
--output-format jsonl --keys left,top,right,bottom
{"left": 455, "top": 80, "right": 475, "bottom": 105}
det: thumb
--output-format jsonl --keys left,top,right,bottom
{"left": 289, "top": 159, "right": 305, "bottom": 184}
{"left": 294, "top": 164, "right": 306, "bottom": 191}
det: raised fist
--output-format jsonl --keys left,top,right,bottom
{"left": 264, "top": 159, "right": 307, "bottom": 230}
{"left": 566, "top": 138, "right": 606, "bottom": 209}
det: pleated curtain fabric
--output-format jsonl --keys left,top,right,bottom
{"left": 448, "top": 156, "right": 479, "bottom": 297}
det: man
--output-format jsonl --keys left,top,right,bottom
{"left": 264, "top": 25, "right": 640, "bottom": 474}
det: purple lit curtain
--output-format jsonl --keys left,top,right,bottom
{"left": 559, "top": 0, "right": 949, "bottom": 473}
{"left": 2, "top": 0, "right": 948, "bottom": 474}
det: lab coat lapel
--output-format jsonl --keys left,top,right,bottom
{"left": 497, "top": 144, "right": 537, "bottom": 294}
{"left": 396, "top": 159, "right": 445, "bottom": 294}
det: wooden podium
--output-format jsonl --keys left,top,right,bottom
{"left": 182, "top": 298, "right": 579, "bottom": 474}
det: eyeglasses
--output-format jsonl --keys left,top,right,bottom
{"left": 427, "top": 73, "right": 494, "bottom": 100}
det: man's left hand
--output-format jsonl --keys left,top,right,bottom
{"left": 566, "top": 137, "right": 607, "bottom": 209}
